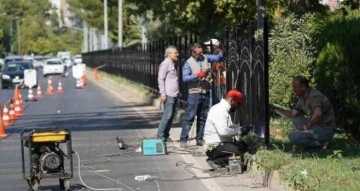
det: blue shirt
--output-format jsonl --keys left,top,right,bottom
{"left": 182, "top": 53, "right": 223, "bottom": 82}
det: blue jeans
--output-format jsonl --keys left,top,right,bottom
{"left": 180, "top": 93, "right": 210, "bottom": 141}
{"left": 157, "top": 96, "right": 178, "bottom": 139}
{"left": 289, "top": 116, "right": 334, "bottom": 147}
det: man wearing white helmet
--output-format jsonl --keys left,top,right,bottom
{"left": 204, "top": 39, "right": 226, "bottom": 105}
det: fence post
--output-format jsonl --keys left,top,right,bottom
{"left": 263, "top": 15, "right": 270, "bottom": 147}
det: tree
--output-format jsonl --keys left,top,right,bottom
{"left": 342, "top": 0, "right": 360, "bottom": 10}
{"left": 312, "top": 10, "right": 360, "bottom": 140}
{"left": 128, "top": 0, "right": 257, "bottom": 40}
{"left": 269, "top": 13, "right": 316, "bottom": 106}
{"left": 0, "top": 0, "right": 82, "bottom": 55}
{"left": 68, "top": 0, "right": 141, "bottom": 45}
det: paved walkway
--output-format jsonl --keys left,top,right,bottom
{"left": 89, "top": 70, "right": 271, "bottom": 191}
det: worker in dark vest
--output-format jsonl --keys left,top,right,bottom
{"left": 180, "top": 43, "right": 223, "bottom": 148}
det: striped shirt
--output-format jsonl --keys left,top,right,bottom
{"left": 158, "top": 58, "right": 179, "bottom": 97}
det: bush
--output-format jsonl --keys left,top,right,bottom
{"left": 269, "top": 13, "right": 315, "bottom": 107}
{"left": 312, "top": 9, "right": 360, "bottom": 140}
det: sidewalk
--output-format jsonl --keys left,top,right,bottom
{"left": 86, "top": 69, "right": 271, "bottom": 191}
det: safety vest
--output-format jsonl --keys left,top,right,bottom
{"left": 187, "top": 56, "right": 212, "bottom": 94}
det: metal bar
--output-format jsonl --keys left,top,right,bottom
{"left": 263, "top": 15, "right": 270, "bottom": 147}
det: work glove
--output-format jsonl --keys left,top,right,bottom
{"left": 196, "top": 71, "right": 206, "bottom": 79}
{"left": 231, "top": 124, "right": 253, "bottom": 136}
{"left": 214, "top": 63, "right": 223, "bottom": 70}
{"left": 230, "top": 124, "right": 242, "bottom": 135}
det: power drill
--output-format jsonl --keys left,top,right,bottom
{"left": 116, "top": 136, "right": 127, "bottom": 150}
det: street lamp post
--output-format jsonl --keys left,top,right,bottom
{"left": 103, "top": 0, "right": 109, "bottom": 49}
{"left": 16, "top": 17, "right": 21, "bottom": 55}
{"left": 118, "top": 0, "right": 123, "bottom": 48}
{"left": 257, "top": 0, "right": 265, "bottom": 29}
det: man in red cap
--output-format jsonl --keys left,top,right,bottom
{"left": 203, "top": 89, "right": 248, "bottom": 168}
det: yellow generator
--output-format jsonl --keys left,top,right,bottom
{"left": 21, "top": 129, "right": 73, "bottom": 191}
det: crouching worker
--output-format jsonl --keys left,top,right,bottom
{"left": 203, "top": 89, "right": 250, "bottom": 168}
{"left": 270, "top": 76, "right": 336, "bottom": 149}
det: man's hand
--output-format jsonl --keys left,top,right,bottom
{"left": 196, "top": 71, "right": 206, "bottom": 79}
{"left": 269, "top": 104, "right": 279, "bottom": 111}
{"left": 298, "top": 124, "right": 309, "bottom": 131}
{"left": 269, "top": 104, "right": 294, "bottom": 119}
{"left": 160, "top": 95, "right": 167, "bottom": 103}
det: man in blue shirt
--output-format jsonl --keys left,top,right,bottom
{"left": 180, "top": 43, "right": 223, "bottom": 148}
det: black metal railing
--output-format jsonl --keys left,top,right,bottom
{"left": 223, "top": 18, "right": 269, "bottom": 143}
{"left": 83, "top": 34, "right": 198, "bottom": 108}
{"left": 83, "top": 19, "right": 269, "bottom": 144}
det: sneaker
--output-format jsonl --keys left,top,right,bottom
{"left": 165, "top": 137, "right": 174, "bottom": 142}
{"left": 196, "top": 139, "right": 204, "bottom": 146}
{"left": 321, "top": 142, "right": 330, "bottom": 150}
{"left": 156, "top": 136, "right": 166, "bottom": 142}
{"left": 180, "top": 141, "right": 187, "bottom": 148}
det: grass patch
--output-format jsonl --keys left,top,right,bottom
{"left": 253, "top": 119, "right": 360, "bottom": 191}
{"left": 98, "top": 71, "right": 150, "bottom": 95}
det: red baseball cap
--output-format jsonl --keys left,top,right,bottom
{"left": 227, "top": 89, "right": 244, "bottom": 105}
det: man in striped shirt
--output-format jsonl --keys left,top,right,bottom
{"left": 156, "top": 46, "right": 180, "bottom": 141}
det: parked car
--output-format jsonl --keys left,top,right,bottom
{"left": 1, "top": 60, "right": 34, "bottom": 89}
{"left": 5, "top": 55, "right": 23, "bottom": 65}
{"left": 73, "top": 55, "right": 82, "bottom": 64}
{"left": 43, "top": 58, "right": 65, "bottom": 77}
{"left": 33, "top": 55, "right": 46, "bottom": 68}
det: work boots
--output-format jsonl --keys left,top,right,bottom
{"left": 180, "top": 141, "right": 187, "bottom": 148}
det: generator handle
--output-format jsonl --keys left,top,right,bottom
{"left": 20, "top": 129, "right": 34, "bottom": 179}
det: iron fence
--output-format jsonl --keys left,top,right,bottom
{"left": 83, "top": 34, "right": 198, "bottom": 108}
{"left": 224, "top": 18, "right": 269, "bottom": 142}
{"left": 83, "top": 19, "right": 269, "bottom": 144}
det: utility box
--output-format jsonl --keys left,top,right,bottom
{"left": 141, "top": 139, "right": 166, "bottom": 156}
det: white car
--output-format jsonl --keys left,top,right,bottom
{"left": 43, "top": 58, "right": 65, "bottom": 77}
{"left": 73, "top": 55, "right": 82, "bottom": 64}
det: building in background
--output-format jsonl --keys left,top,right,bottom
{"left": 49, "top": 0, "right": 82, "bottom": 28}
{"left": 320, "top": 0, "right": 344, "bottom": 11}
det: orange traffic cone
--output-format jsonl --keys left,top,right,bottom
{"left": 0, "top": 106, "right": 8, "bottom": 138}
{"left": 36, "top": 84, "right": 43, "bottom": 99}
{"left": 26, "top": 88, "right": 36, "bottom": 101}
{"left": 82, "top": 74, "right": 87, "bottom": 87}
{"left": 93, "top": 69, "right": 99, "bottom": 81}
{"left": 2, "top": 103, "right": 13, "bottom": 126}
{"left": 17, "top": 87, "right": 24, "bottom": 108}
{"left": 13, "top": 86, "right": 23, "bottom": 109}
{"left": 76, "top": 78, "right": 84, "bottom": 89}
{"left": 13, "top": 86, "right": 19, "bottom": 102}
{"left": 57, "top": 80, "right": 64, "bottom": 93}
{"left": 47, "top": 77, "right": 54, "bottom": 95}
{"left": 14, "top": 97, "right": 23, "bottom": 117}
{"left": 9, "top": 101, "right": 16, "bottom": 120}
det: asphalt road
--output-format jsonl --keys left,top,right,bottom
{"left": 0, "top": 68, "right": 210, "bottom": 191}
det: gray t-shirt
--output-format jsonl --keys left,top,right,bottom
{"left": 293, "top": 89, "right": 336, "bottom": 130}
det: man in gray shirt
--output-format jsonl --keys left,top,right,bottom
{"left": 156, "top": 46, "right": 180, "bottom": 141}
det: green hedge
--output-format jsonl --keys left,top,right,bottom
{"left": 313, "top": 10, "right": 360, "bottom": 140}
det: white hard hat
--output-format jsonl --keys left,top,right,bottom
{"left": 204, "top": 39, "right": 220, "bottom": 46}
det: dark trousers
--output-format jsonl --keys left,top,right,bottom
{"left": 206, "top": 141, "right": 248, "bottom": 167}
